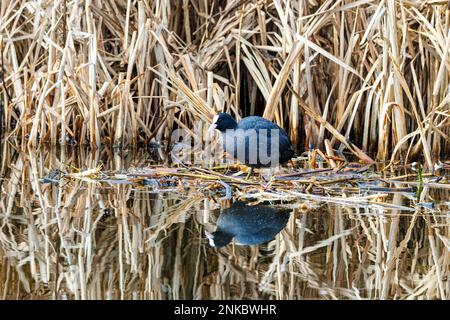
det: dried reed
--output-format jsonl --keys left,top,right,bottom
{"left": 0, "top": 1, "right": 448, "bottom": 169}
{"left": 0, "top": 144, "right": 448, "bottom": 299}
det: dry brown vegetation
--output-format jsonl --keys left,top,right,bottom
{"left": 0, "top": 0, "right": 449, "bottom": 301}
{"left": 0, "top": 0, "right": 449, "bottom": 168}
{"left": 0, "top": 145, "right": 448, "bottom": 299}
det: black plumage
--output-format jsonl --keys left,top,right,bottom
{"left": 205, "top": 201, "right": 291, "bottom": 248}
{"left": 210, "top": 113, "right": 296, "bottom": 168}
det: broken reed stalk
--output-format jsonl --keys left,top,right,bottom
{"left": 0, "top": 0, "right": 449, "bottom": 167}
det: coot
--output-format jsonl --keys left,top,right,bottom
{"left": 209, "top": 113, "right": 295, "bottom": 168}
{"left": 205, "top": 201, "right": 291, "bottom": 248}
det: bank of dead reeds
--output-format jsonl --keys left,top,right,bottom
{"left": 0, "top": 0, "right": 449, "bottom": 168}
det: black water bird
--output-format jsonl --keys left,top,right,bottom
{"left": 205, "top": 201, "right": 291, "bottom": 248}
{"left": 208, "top": 113, "right": 296, "bottom": 170}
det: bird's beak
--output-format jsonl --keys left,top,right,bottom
{"left": 207, "top": 122, "right": 217, "bottom": 134}
{"left": 205, "top": 230, "right": 215, "bottom": 247}
{"left": 207, "top": 115, "right": 219, "bottom": 134}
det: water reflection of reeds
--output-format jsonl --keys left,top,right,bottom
{"left": 0, "top": 145, "right": 448, "bottom": 300}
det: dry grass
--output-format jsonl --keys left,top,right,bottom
{"left": 0, "top": 0, "right": 449, "bottom": 301}
{"left": 0, "top": 0, "right": 449, "bottom": 169}
{"left": 0, "top": 144, "right": 448, "bottom": 300}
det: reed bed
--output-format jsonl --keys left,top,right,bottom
{"left": 0, "top": 0, "right": 449, "bottom": 168}
{"left": 0, "top": 0, "right": 449, "bottom": 301}
{"left": 0, "top": 144, "right": 448, "bottom": 300}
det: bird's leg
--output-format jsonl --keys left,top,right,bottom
{"left": 262, "top": 167, "right": 276, "bottom": 182}
{"left": 289, "top": 159, "right": 295, "bottom": 168}
{"left": 245, "top": 167, "right": 254, "bottom": 180}
{"left": 269, "top": 167, "right": 276, "bottom": 178}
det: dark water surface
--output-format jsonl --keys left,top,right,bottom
{"left": 0, "top": 146, "right": 448, "bottom": 300}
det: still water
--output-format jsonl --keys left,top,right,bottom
{"left": 0, "top": 145, "right": 448, "bottom": 300}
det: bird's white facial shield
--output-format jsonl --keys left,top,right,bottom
{"left": 205, "top": 230, "right": 215, "bottom": 247}
{"left": 207, "top": 115, "right": 219, "bottom": 133}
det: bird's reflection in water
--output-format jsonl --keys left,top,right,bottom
{"left": 205, "top": 201, "right": 291, "bottom": 248}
